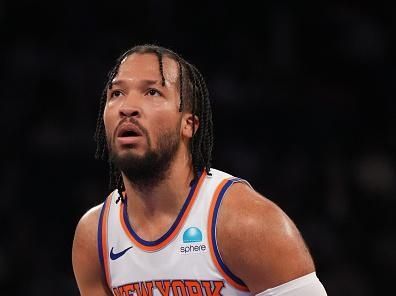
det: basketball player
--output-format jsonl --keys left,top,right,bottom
{"left": 72, "top": 44, "right": 327, "bottom": 295}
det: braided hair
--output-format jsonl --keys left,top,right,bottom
{"left": 94, "top": 44, "right": 213, "bottom": 199}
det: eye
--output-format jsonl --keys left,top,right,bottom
{"left": 109, "top": 90, "right": 123, "bottom": 98}
{"left": 146, "top": 88, "right": 162, "bottom": 96}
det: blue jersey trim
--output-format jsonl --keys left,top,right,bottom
{"left": 211, "top": 177, "right": 247, "bottom": 287}
{"left": 97, "top": 197, "right": 109, "bottom": 280}
{"left": 122, "top": 172, "right": 203, "bottom": 247}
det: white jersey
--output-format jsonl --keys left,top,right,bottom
{"left": 98, "top": 168, "right": 253, "bottom": 296}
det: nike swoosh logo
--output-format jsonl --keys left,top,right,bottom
{"left": 110, "top": 246, "right": 133, "bottom": 260}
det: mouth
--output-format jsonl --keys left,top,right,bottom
{"left": 119, "top": 130, "right": 140, "bottom": 137}
{"left": 116, "top": 123, "right": 143, "bottom": 145}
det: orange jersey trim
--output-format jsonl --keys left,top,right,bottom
{"left": 119, "top": 171, "right": 207, "bottom": 252}
{"left": 208, "top": 178, "right": 250, "bottom": 292}
{"left": 99, "top": 195, "right": 112, "bottom": 287}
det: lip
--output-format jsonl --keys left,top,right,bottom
{"left": 116, "top": 123, "right": 143, "bottom": 145}
{"left": 117, "top": 136, "right": 142, "bottom": 145}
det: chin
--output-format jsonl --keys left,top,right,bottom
{"left": 117, "top": 148, "right": 146, "bottom": 159}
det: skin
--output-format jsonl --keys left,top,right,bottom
{"left": 72, "top": 53, "right": 315, "bottom": 295}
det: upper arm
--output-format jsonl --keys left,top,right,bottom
{"left": 216, "top": 183, "right": 315, "bottom": 294}
{"left": 72, "top": 204, "right": 112, "bottom": 296}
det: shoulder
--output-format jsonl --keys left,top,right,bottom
{"left": 216, "top": 182, "right": 315, "bottom": 294}
{"left": 72, "top": 191, "right": 115, "bottom": 254}
{"left": 72, "top": 201, "right": 112, "bottom": 295}
{"left": 72, "top": 203, "right": 103, "bottom": 255}
{"left": 72, "top": 203, "right": 103, "bottom": 274}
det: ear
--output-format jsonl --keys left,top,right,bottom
{"left": 181, "top": 113, "right": 199, "bottom": 139}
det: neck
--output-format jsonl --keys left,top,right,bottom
{"left": 121, "top": 149, "right": 198, "bottom": 241}
{"left": 122, "top": 162, "right": 196, "bottom": 214}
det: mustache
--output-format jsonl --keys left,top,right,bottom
{"left": 112, "top": 117, "right": 150, "bottom": 143}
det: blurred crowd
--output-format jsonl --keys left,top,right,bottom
{"left": 0, "top": 1, "right": 393, "bottom": 295}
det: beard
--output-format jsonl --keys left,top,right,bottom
{"left": 109, "top": 124, "right": 180, "bottom": 192}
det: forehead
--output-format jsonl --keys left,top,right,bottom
{"left": 115, "top": 53, "right": 179, "bottom": 84}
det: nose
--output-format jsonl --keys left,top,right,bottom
{"left": 119, "top": 106, "right": 140, "bottom": 118}
{"left": 117, "top": 91, "right": 143, "bottom": 119}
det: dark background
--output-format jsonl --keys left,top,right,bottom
{"left": 1, "top": 1, "right": 394, "bottom": 295}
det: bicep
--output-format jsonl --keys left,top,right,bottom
{"left": 217, "top": 183, "right": 315, "bottom": 294}
{"left": 246, "top": 216, "right": 316, "bottom": 293}
{"left": 72, "top": 206, "right": 112, "bottom": 296}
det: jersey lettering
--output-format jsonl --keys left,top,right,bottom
{"left": 155, "top": 280, "right": 171, "bottom": 295}
{"left": 201, "top": 281, "right": 225, "bottom": 296}
{"left": 184, "top": 280, "right": 203, "bottom": 296}
{"left": 113, "top": 280, "right": 225, "bottom": 296}
{"left": 134, "top": 281, "right": 154, "bottom": 296}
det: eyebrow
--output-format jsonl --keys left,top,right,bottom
{"left": 110, "top": 79, "right": 162, "bottom": 88}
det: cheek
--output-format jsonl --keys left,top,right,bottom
{"left": 156, "top": 108, "right": 178, "bottom": 125}
{"left": 103, "top": 106, "right": 109, "bottom": 130}
{"left": 151, "top": 112, "right": 181, "bottom": 138}
{"left": 103, "top": 105, "right": 115, "bottom": 138}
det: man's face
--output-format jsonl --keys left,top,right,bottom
{"left": 103, "top": 53, "right": 183, "bottom": 183}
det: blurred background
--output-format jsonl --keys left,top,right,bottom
{"left": 0, "top": 1, "right": 393, "bottom": 295}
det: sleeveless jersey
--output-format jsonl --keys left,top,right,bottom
{"left": 98, "top": 168, "right": 253, "bottom": 296}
